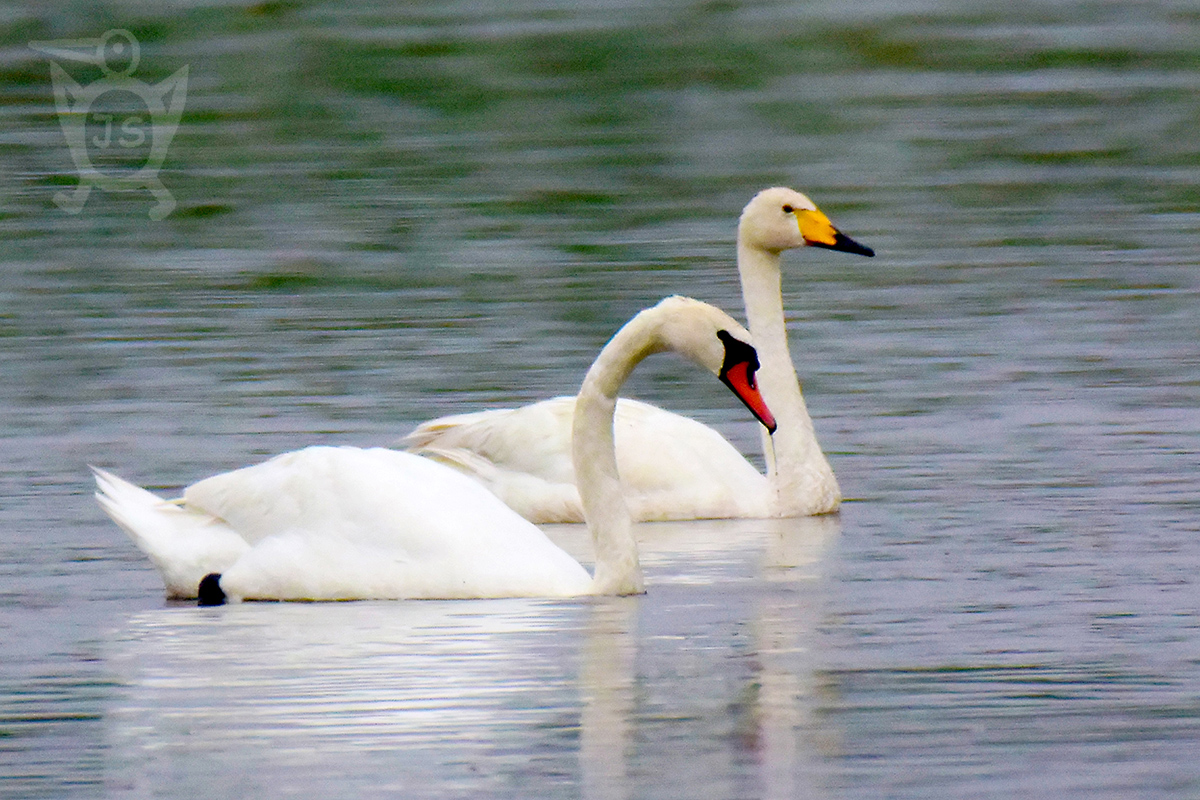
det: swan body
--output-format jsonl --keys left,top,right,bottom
{"left": 405, "top": 397, "right": 769, "bottom": 523}
{"left": 94, "top": 296, "right": 774, "bottom": 601}
{"left": 405, "top": 187, "right": 874, "bottom": 522}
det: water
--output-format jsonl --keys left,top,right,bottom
{"left": 2, "top": 0, "right": 1198, "bottom": 797}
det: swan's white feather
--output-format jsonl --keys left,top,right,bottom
{"left": 91, "top": 467, "right": 250, "bottom": 598}
{"left": 405, "top": 396, "right": 768, "bottom": 523}
{"left": 97, "top": 447, "right": 592, "bottom": 601}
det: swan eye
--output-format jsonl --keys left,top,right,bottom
{"left": 781, "top": 204, "right": 794, "bottom": 214}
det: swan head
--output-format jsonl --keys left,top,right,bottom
{"left": 739, "top": 187, "right": 874, "bottom": 257}
{"left": 645, "top": 296, "right": 777, "bottom": 433}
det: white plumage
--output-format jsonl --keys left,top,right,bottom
{"left": 405, "top": 396, "right": 769, "bottom": 523}
{"left": 94, "top": 297, "right": 774, "bottom": 602}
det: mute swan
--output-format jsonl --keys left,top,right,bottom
{"left": 92, "top": 296, "right": 776, "bottom": 602}
{"left": 404, "top": 187, "right": 874, "bottom": 523}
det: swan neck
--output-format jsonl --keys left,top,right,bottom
{"left": 737, "top": 241, "right": 840, "bottom": 515}
{"left": 573, "top": 319, "right": 650, "bottom": 595}
{"left": 736, "top": 244, "right": 793, "bottom": 384}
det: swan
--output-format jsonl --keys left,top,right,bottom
{"left": 92, "top": 296, "right": 776, "bottom": 602}
{"left": 404, "top": 187, "right": 874, "bottom": 522}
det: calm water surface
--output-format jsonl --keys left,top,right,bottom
{"left": 2, "top": 1, "right": 1198, "bottom": 798}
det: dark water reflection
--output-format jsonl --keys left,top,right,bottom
{"left": 2, "top": 0, "right": 1199, "bottom": 797}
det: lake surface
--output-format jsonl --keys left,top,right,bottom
{"left": 2, "top": 0, "right": 1198, "bottom": 797}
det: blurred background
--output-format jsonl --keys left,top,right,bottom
{"left": 1, "top": 1, "right": 1198, "bottom": 798}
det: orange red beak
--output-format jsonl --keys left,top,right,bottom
{"left": 720, "top": 358, "right": 777, "bottom": 434}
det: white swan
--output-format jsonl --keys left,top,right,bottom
{"left": 404, "top": 187, "right": 874, "bottom": 522}
{"left": 92, "top": 296, "right": 776, "bottom": 602}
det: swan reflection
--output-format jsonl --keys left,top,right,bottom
{"left": 105, "top": 515, "right": 838, "bottom": 798}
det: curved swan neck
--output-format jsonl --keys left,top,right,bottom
{"left": 736, "top": 241, "right": 841, "bottom": 515}
{"left": 572, "top": 315, "right": 657, "bottom": 595}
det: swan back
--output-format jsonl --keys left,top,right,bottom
{"left": 185, "top": 446, "right": 593, "bottom": 599}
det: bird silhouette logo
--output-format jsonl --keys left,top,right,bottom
{"left": 29, "top": 29, "right": 188, "bottom": 220}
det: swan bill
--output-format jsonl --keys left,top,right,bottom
{"left": 808, "top": 230, "right": 875, "bottom": 257}
{"left": 716, "top": 330, "right": 777, "bottom": 434}
{"left": 796, "top": 208, "right": 875, "bottom": 257}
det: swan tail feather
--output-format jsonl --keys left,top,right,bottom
{"left": 399, "top": 407, "right": 518, "bottom": 450}
{"left": 91, "top": 466, "right": 250, "bottom": 598}
{"left": 412, "top": 444, "right": 501, "bottom": 480}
